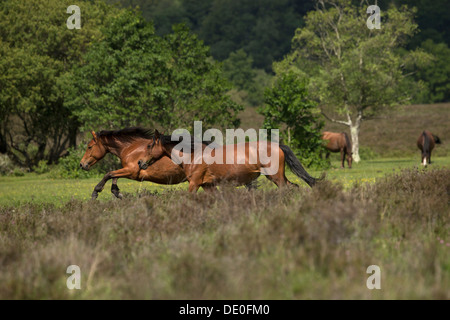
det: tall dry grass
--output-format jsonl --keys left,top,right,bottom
{"left": 0, "top": 168, "right": 448, "bottom": 299}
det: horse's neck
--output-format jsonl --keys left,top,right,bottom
{"left": 162, "top": 143, "right": 177, "bottom": 160}
{"left": 163, "top": 143, "right": 193, "bottom": 167}
{"left": 99, "top": 137, "right": 123, "bottom": 158}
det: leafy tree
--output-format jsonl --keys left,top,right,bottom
{"left": 275, "top": 0, "right": 431, "bottom": 162}
{"left": 65, "top": 11, "right": 241, "bottom": 132}
{"left": 222, "top": 49, "right": 272, "bottom": 107}
{"left": 0, "top": 0, "right": 114, "bottom": 167}
{"left": 413, "top": 40, "right": 450, "bottom": 103}
{"left": 260, "top": 72, "right": 325, "bottom": 168}
{"left": 398, "top": 0, "right": 450, "bottom": 48}
{"left": 222, "top": 50, "right": 256, "bottom": 91}
{"left": 109, "top": 0, "right": 314, "bottom": 71}
{"left": 200, "top": 0, "right": 305, "bottom": 70}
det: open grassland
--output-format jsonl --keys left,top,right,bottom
{"left": 1, "top": 157, "right": 449, "bottom": 207}
{"left": 0, "top": 168, "right": 448, "bottom": 299}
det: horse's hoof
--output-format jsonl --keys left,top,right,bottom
{"left": 91, "top": 192, "right": 99, "bottom": 200}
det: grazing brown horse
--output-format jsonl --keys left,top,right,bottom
{"left": 322, "top": 131, "right": 353, "bottom": 169}
{"left": 80, "top": 128, "right": 209, "bottom": 200}
{"left": 417, "top": 130, "right": 441, "bottom": 166}
{"left": 137, "top": 130, "right": 318, "bottom": 193}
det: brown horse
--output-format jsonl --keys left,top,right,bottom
{"left": 137, "top": 130, "right": 318, "bottom": 193}
{"left": 417, "top": 130, "right": 441, "bottom": 166}
{"left": 322, "top": 131, "right": 353, "bottom": 169}
{"left": 80, "top": 128, "right": 209, "bottom": 200}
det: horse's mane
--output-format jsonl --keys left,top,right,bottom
{"left": 157, "top": 133, "right": 213, "bottom": 152}
{"left": 97, "top": 127, "right": 155, "bottom": 145}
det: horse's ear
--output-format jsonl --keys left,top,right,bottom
{"left": 91, "top": 131, "right": 97, "bottom": 142}
{"left": 154, "top": 130, "right": 161, "bottom": 141}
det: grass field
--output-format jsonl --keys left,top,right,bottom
{"left": 1, "top": 156, "right": 449, "bottom": 207}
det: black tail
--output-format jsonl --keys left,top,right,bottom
{"left": 342, "top": 132, "right": 352, "bottom": 154}
{"left": 280, "top": 144, "right": 318, "bottom": 188}
{"left": 433, "top": 134, "right": 442, "bottom": 145}
{"left": 423, "top": 131, "right": 430, "bottom": 154}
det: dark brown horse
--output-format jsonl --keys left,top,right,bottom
{"left": 137, "top": 130, "right": 318, "bottom": 193}
{"left": 322, "top": 131, "right": 353, "bottom": 169}
{"left": 80, "top": 128, "right": 210, "bottom": 200}
{"left": 417, "top": 130, "right": 441, "bottom": 166}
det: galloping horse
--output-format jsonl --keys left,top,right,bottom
{"left": 322, "top": 131, "right": 353, "bottom": 169}
{"left": 80, "top": 128, "right": 211, "bottom": 200}
{"left": 417, "top": 130, "right": 441, "bottom": 166}
{"left": 137, "top": 130, "right": 318, "bottom": 193}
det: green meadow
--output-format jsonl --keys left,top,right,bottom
{"left": 1, "top": 156, "right": 449, "bottom": 207}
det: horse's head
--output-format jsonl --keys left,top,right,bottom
{"left": 80, "top": 131, "right": 107, "bottom": 171}
{"left": 138, "top": 130, "right": 165, "bottom": 170}
{"left": 347, "top": 152, "right": 353, "bottom": 169}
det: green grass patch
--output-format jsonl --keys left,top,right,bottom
{"left": 1, "top": 156, "right": 449, "bottom": 207}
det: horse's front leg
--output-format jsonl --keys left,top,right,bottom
{"left": 91, "top": 168, "right": 135, "bottom": 200}
{"left": 92, "top": 173, "right": 112, "bottom": 200}
{"left": 340, "top": 149, "right": 345, "bottom": 168}
{"left": 111, "top": 178, "right": 122, "bottom": 199}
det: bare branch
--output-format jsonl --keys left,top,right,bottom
{"left": 321, "top": 109, "right": 351, "bottom": 126}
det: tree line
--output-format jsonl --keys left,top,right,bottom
{"left": 0, "top": 0, "right": 447, "bottom": 172}
{"left": 109, "top": 0, "right": 449, "bottom": 105}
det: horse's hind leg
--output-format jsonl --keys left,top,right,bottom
{"left": 111, "top": 178, "right": 123, "bottom": 199}
{"left": 188, "top": 181, "right": 201, "bottom": 193}
{"left": 264, "top": 163, "right": 295, "bottom": 188}
{"left": 266, "top": 173, "right": 298, "bottom": 189}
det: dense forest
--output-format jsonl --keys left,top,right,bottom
{"left": 106, "top": 0, "right": 450, "bottom": 108}
{"left": 107, "top": 0, "right": 449, "bottom": 68}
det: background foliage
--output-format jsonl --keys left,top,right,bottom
{"left": 0, "top": 0, "right": 448, "bottom": 173}
{"left": 260, "top": 72, "right": 326, "bottom": 168}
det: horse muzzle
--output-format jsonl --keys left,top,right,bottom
{"left": 80, "top": 162, "right": 90, "bottom": 171}
{"left": 138, "top": 159, "right": 149, "bottom": 170}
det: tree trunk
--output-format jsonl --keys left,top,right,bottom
{"left": 350, "top": 112, "right": 363, "bottom": 163}
{"left": 68, "top": 119, "right": 79, "bottom": 149}
{"left": 287, "top": 127, "right": 291, "bottom": 146}
{"left": 321, "top": 109, "right": 363, "bottom": 163}
{"left": 350, "top": 124, "right": 361, "bottom": 163}
{"left": 0, "top": 132, "right": 6, "bottom": 154}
